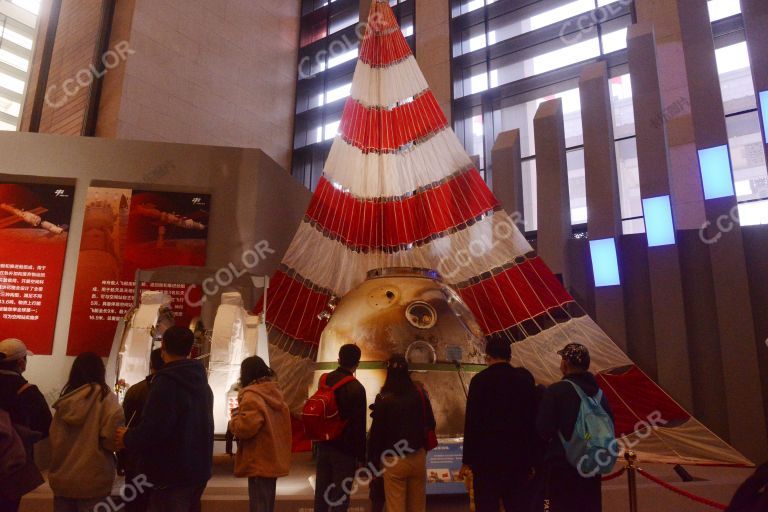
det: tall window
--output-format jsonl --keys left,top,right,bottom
{"left": 709, "top": 0, "right": 768, "bottom": 226}
{"left": 451, "top": 0, "right": 767, "bottom": 233}
{"left": 292, "top": 0, "right": 415, "bottom": 191}
{"left": 451, "top": 0, "right": 635, "bottom": 233}
{"left": 0, "top": 0, "right": 40, "bottom": 131}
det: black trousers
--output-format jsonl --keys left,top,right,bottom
{"left": 147, "top": 484, "right": 206, "bottom": 512}
{"left": 0, "top": 496, "right": 21, "bottom": 512}
{"left": 537, "top": 465, "right": 602, "bottom": 512}
{"left": 314, "top": 444, "right": 357, "bottom": 512}
{"left": 473, "top": 468, "right": 533, "bottom": 512}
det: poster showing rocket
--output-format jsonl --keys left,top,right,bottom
{"left": 0, "top": 180, "right": 75, "bottom": 354}
{"left": 67, "top": 187, "right": 210, "bottom": 356}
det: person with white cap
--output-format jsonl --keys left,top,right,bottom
{"left": 0, "top": 338, "right": 52, "bottom": 512}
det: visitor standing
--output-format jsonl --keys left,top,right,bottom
{"left": 121, "top": 348, "right": 165, "bottom": 512}
{"left": 228, "top": 356, "right": 292, "bottom": 512}
{"left": 313, "top": 344, "right": 367, "bottom": 512}
{"left": 0, "top": 338, "right": 51, "bottom": 512}
{"left": 116, "top": 326, "right": 214, "bottom": 512}
{"left": 368, "top": 355, "right": 436, "bottom": 512}
{"left": 49, "top": 352, "right": 125, "bottom": 512}
{"left": 726, "top": 462, "right": 768, "bottom": 512}
{"left": 462, "top": 338, "right": 538, "bottom": 512}
{"left": 536, "top": 343, "right": 614, "bottom": 512}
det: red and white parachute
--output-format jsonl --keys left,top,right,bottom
{"left": 259, "top": 0, "right": 750, "bottom": 466}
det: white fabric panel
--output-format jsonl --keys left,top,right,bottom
{"left": 350, "top": 56, "right": 429, "bottom": 108}
{"left": 510, "top": 316, "right": 634, "bottom": 385}
{"left": 324, "top": 129, "right": 473, "bottom": 199}
{"left": 209, "top": 301, "right": 247, "bottom": 434}
{"left": 117, "top": 292, "right": 172, "bottom": 390}
{"left": 282, "top": 210, "right": 532, "bottom": 296}
{"left": 619, "top": 418, "right": 752, "bottom": 466}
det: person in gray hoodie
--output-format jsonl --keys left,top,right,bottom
{"left": 49, "top": 352, "right": 125, "bottom": 512}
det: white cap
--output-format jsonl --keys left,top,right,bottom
{"left": 0, "top": 338, "right": 32, "bottom": 362}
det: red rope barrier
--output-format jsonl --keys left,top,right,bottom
{"left": 636, "top": 467, "right": 728, "bottom": 510}
{"left": 602, "top": 467, "right": 626, "bottom": 482}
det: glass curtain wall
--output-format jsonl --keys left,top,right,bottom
{"left": 0, "top": 0, "right": 41, "bottom": 131}
{"left": 451, "top": 0, "right": 767, "bottom": 233}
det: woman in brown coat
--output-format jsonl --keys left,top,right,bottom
{"left": 229, "top": 356, "right": 292, "bottom": 512}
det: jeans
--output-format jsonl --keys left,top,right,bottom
{"left": 53, "top": 496, "right": 108, "bottom": 512}
{"left": 473, "top": 467, "right": 532, "bottom": 512}
{"left": 314, "top": 443, "right": 357, "bottom": 512}
{"left": 147, "top": 484, "right": 206, "bottom": 512}
{"left": 382, "top": 449, "right": 427, "bottom": 512}
{"left": 247, "top": 477, "right": 277, "bottom": 512}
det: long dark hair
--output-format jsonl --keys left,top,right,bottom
{"left": 381, "top": 355, "right": 416, "bottom": 395}
{"left": 240, "top": 356, "right": 274, "bottom": 387}
{"left": 62, "top": 352, "right": 110, "bottom": 399}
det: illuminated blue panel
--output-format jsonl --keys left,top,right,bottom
{"left": 761, "top": 90, "right": 768, "bottom": 144}
{"left": 643, "top": 195, "right": 676, "bottom": 247}
{"left": 698, "top": 145, "right": 735, "bottom": 200}
{"left": 589, "top": 238, "right": 621, "bottom": 287}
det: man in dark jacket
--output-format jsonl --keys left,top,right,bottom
{"left": 121, "top": 348, "right": 164, "bottom": 512}
{"left": 116, "top": 327, "right": 214, "bottom": 512}
{"left": 536, "top": 343, "right": 613, "bottom": 512}
{"left": 0, "top": 338, "right": 51, "bottom": 512}
{"left": 314, "top": 344, "right": 367, "bottom": 512}
{"left": 726, "top": 462, "right": 768, "bottom": 512}
{"left": 462, "top": 338, "right": 538, "bottom": 512}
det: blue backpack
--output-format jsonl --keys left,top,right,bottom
{"left": 558, "top": 379, "right": 617, "bottom": 477}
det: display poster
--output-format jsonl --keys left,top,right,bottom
{"left": 0, "top": 180, "right": 75, "bottom": 354}
{"left": 67, "top": 187, "right": 210, "bottom": 356}
{"left": 426, "top": 439, "right": 467, "bottom": 495}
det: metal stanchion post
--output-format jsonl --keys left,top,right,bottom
{"left": 625, "top": 451, "right": 639, "bottom": 512}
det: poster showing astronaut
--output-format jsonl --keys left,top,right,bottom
{"left": 67, "top": 187, "right": 210, "bottom": 356}
{"left": 0, "top": 179, "right": 75, "bottom": 354}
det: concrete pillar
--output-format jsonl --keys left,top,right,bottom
{"left": 627, "top": 24, "right": 694, "bottom": 411}
{"left": 415, "top": 0, "right": 451, "bottom": 121}
{"left": 579, "top": 62, "right": 628, "bottom": 354}
{"left": 741, "top": 0, "right": 768, "bottom": 165}
{"left": 491, "top": 129, "right": 524, "bottom": 231}
{"left": 634, "top": 0, "right": 705, "bottom": 229}
{"left": 676, "top": 0, "right": 768, "bottom": 461}
{"left": 534, "top": 99, "right": 570, "bottom": 283}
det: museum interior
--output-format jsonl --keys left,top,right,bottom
{"left": 1, "top": 0, "right": 767, "bottom": 511}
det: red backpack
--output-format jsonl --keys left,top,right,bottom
{"left": 302, "top": 373, "right": 356, "bottom": 442}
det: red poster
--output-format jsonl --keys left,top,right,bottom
{"left": 0, "top": 181, "right": 75, "bottom": 355}
{"left": 67, "top": 188, "right": 210, "bottom": 356}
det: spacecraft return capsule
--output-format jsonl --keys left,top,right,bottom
{"left": 314, "top": 267, "right": 487, "bottom": 436}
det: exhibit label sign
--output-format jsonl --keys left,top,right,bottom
{"left": 426, "top": 439, "right": 467, "bottom": 495}
{"left": 67, "top": 187, "right": 210, "bottom": 356}
{"left": 0, "top": 179, "right": 75, "bottom": 354}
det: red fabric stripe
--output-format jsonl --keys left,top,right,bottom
{"left": 359, "top": 3, "right": 412, "bottom": 67}
{"left": 597, "top": 366, "right": 690, "bottom": 437}
{"left": 306, "top": 170, "right": 497, "bottom": 248}
{"left": 258, "top": 270, "right": 329, "bottom": 344}
{"left": 339, "top": 93, "right": 447, "bottom": 152}
{"left": 457, "top": 257, "right": 574, "bottom": 334}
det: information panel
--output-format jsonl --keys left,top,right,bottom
{"left": 0, "top": 180, "right": 75, "bottom": 354}
{"left": 67, "top": 187, "right": 210, "bottom": 356}
{"left": 426, "top": 439, "right": 467, "bottom": 495}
